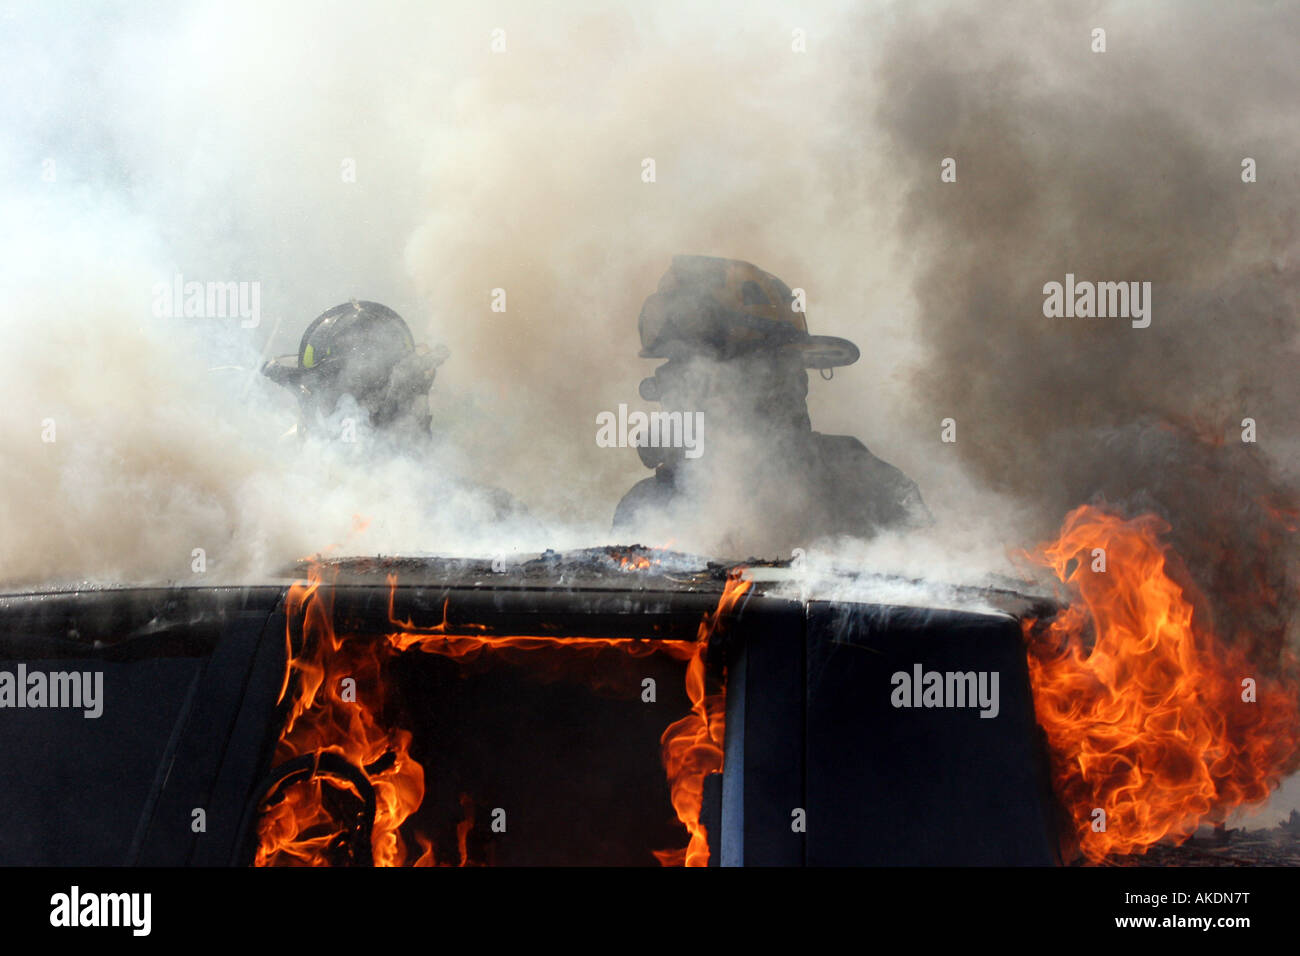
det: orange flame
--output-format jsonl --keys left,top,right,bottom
{"left": 255, "top": 564, "right": 747, "bottom": 866}
{"left": 609, "top": 547, "right": 669, "bottom": 571}
{"left": 654, "top": 571, "right": 751, "bottom": 867}
{"left": 256, "top": 565, "right": 425, "bottom": 866}
{"left": 1024, "top": 506, "right": 1300, "bottom": 861}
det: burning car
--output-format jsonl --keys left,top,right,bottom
{"left": 0, "top": 545, "right": 1067, "bottom": 866}
{"left": 6, "top": 496, "right": 1299, "bottom": 869}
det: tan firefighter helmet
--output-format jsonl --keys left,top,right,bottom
{"left": 637, "top": 255, "right": 859, "bottom": 369}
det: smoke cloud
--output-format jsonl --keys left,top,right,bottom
{"left": 871, "top": 2, "right": 1300, "bottom": 662}
{"left": 2, "top": 0, "right": 921, "bottom": 584}
{"left": 2, "top": 0, "right": 1297, "bottom": 663}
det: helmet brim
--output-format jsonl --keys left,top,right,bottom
{"left": 788, "top": 334, "right": 860, "bottom": 370}
{"left": 261, "top": 343, "right": 450, "bottom": 390}
{"left": 639, "top": 334, "right": 860, "bottom": 369}
{"left": 261, "top": 354, "right": 306, "bottom": 387}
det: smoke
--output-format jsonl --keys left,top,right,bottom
{"left": 1, "top": 0, "right": 920, "bottom": 584}
{"left": 3, "top": 0, "right": 1298, "bottom": 627}
{"left": 399, "top": 0, "right": 916, "bottom": 528}
{"left": 870, "top": 2, "right": 1300, "bottom": 663}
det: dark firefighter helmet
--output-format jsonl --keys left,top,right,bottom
{"left": 637, "top": 255, "right": 860, "bottom": 369}
{"left": 262, "top": 300, "right": 448, "bottom": 430}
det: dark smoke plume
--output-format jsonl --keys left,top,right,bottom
{"left": 871, "top": 3, "right": 1300, "bottom": 667}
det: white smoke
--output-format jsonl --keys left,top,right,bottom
{"left": 0, "top": 0, "right": 1295, "bottom": 610}
{"left": 1, "top": 0, "right": 924, "bottom": 585}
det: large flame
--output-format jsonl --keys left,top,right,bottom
{"left": 255, "top": 563, "right": 747, "bottom": 866}
{"left": 1024, "top": 506, "right": 1300, "bottom": 862}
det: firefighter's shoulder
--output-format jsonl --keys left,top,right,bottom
{"left": 810, "top": 432, "right": 904, "bottom": 478}
{"left": 612, "top": 471, "right": 675, "bottom": 532}
{"left": 810, "top": 432, "right": 931, "bottom": 527}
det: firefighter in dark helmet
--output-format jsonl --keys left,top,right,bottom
{"left": 262, "top": 300, "right": 449, "bottom": 445}
{"left": 262, "top": 299, "right": 528, "bottom": 520}
{"left": 613, "top": 256, "right": 929, "bottom": 556}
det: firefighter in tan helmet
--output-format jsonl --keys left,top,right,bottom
{"left": 613, "top": 255, "right": 929, "bottom": 555}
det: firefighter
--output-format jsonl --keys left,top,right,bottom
{"left": 613, "top": 255, "right": 929, "bottom": 556}
{"left": 262, "top": 299, "right": 529, "bottom": 522}
{"left": 261, "top": 299, "right": 449, "bottom": 445}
